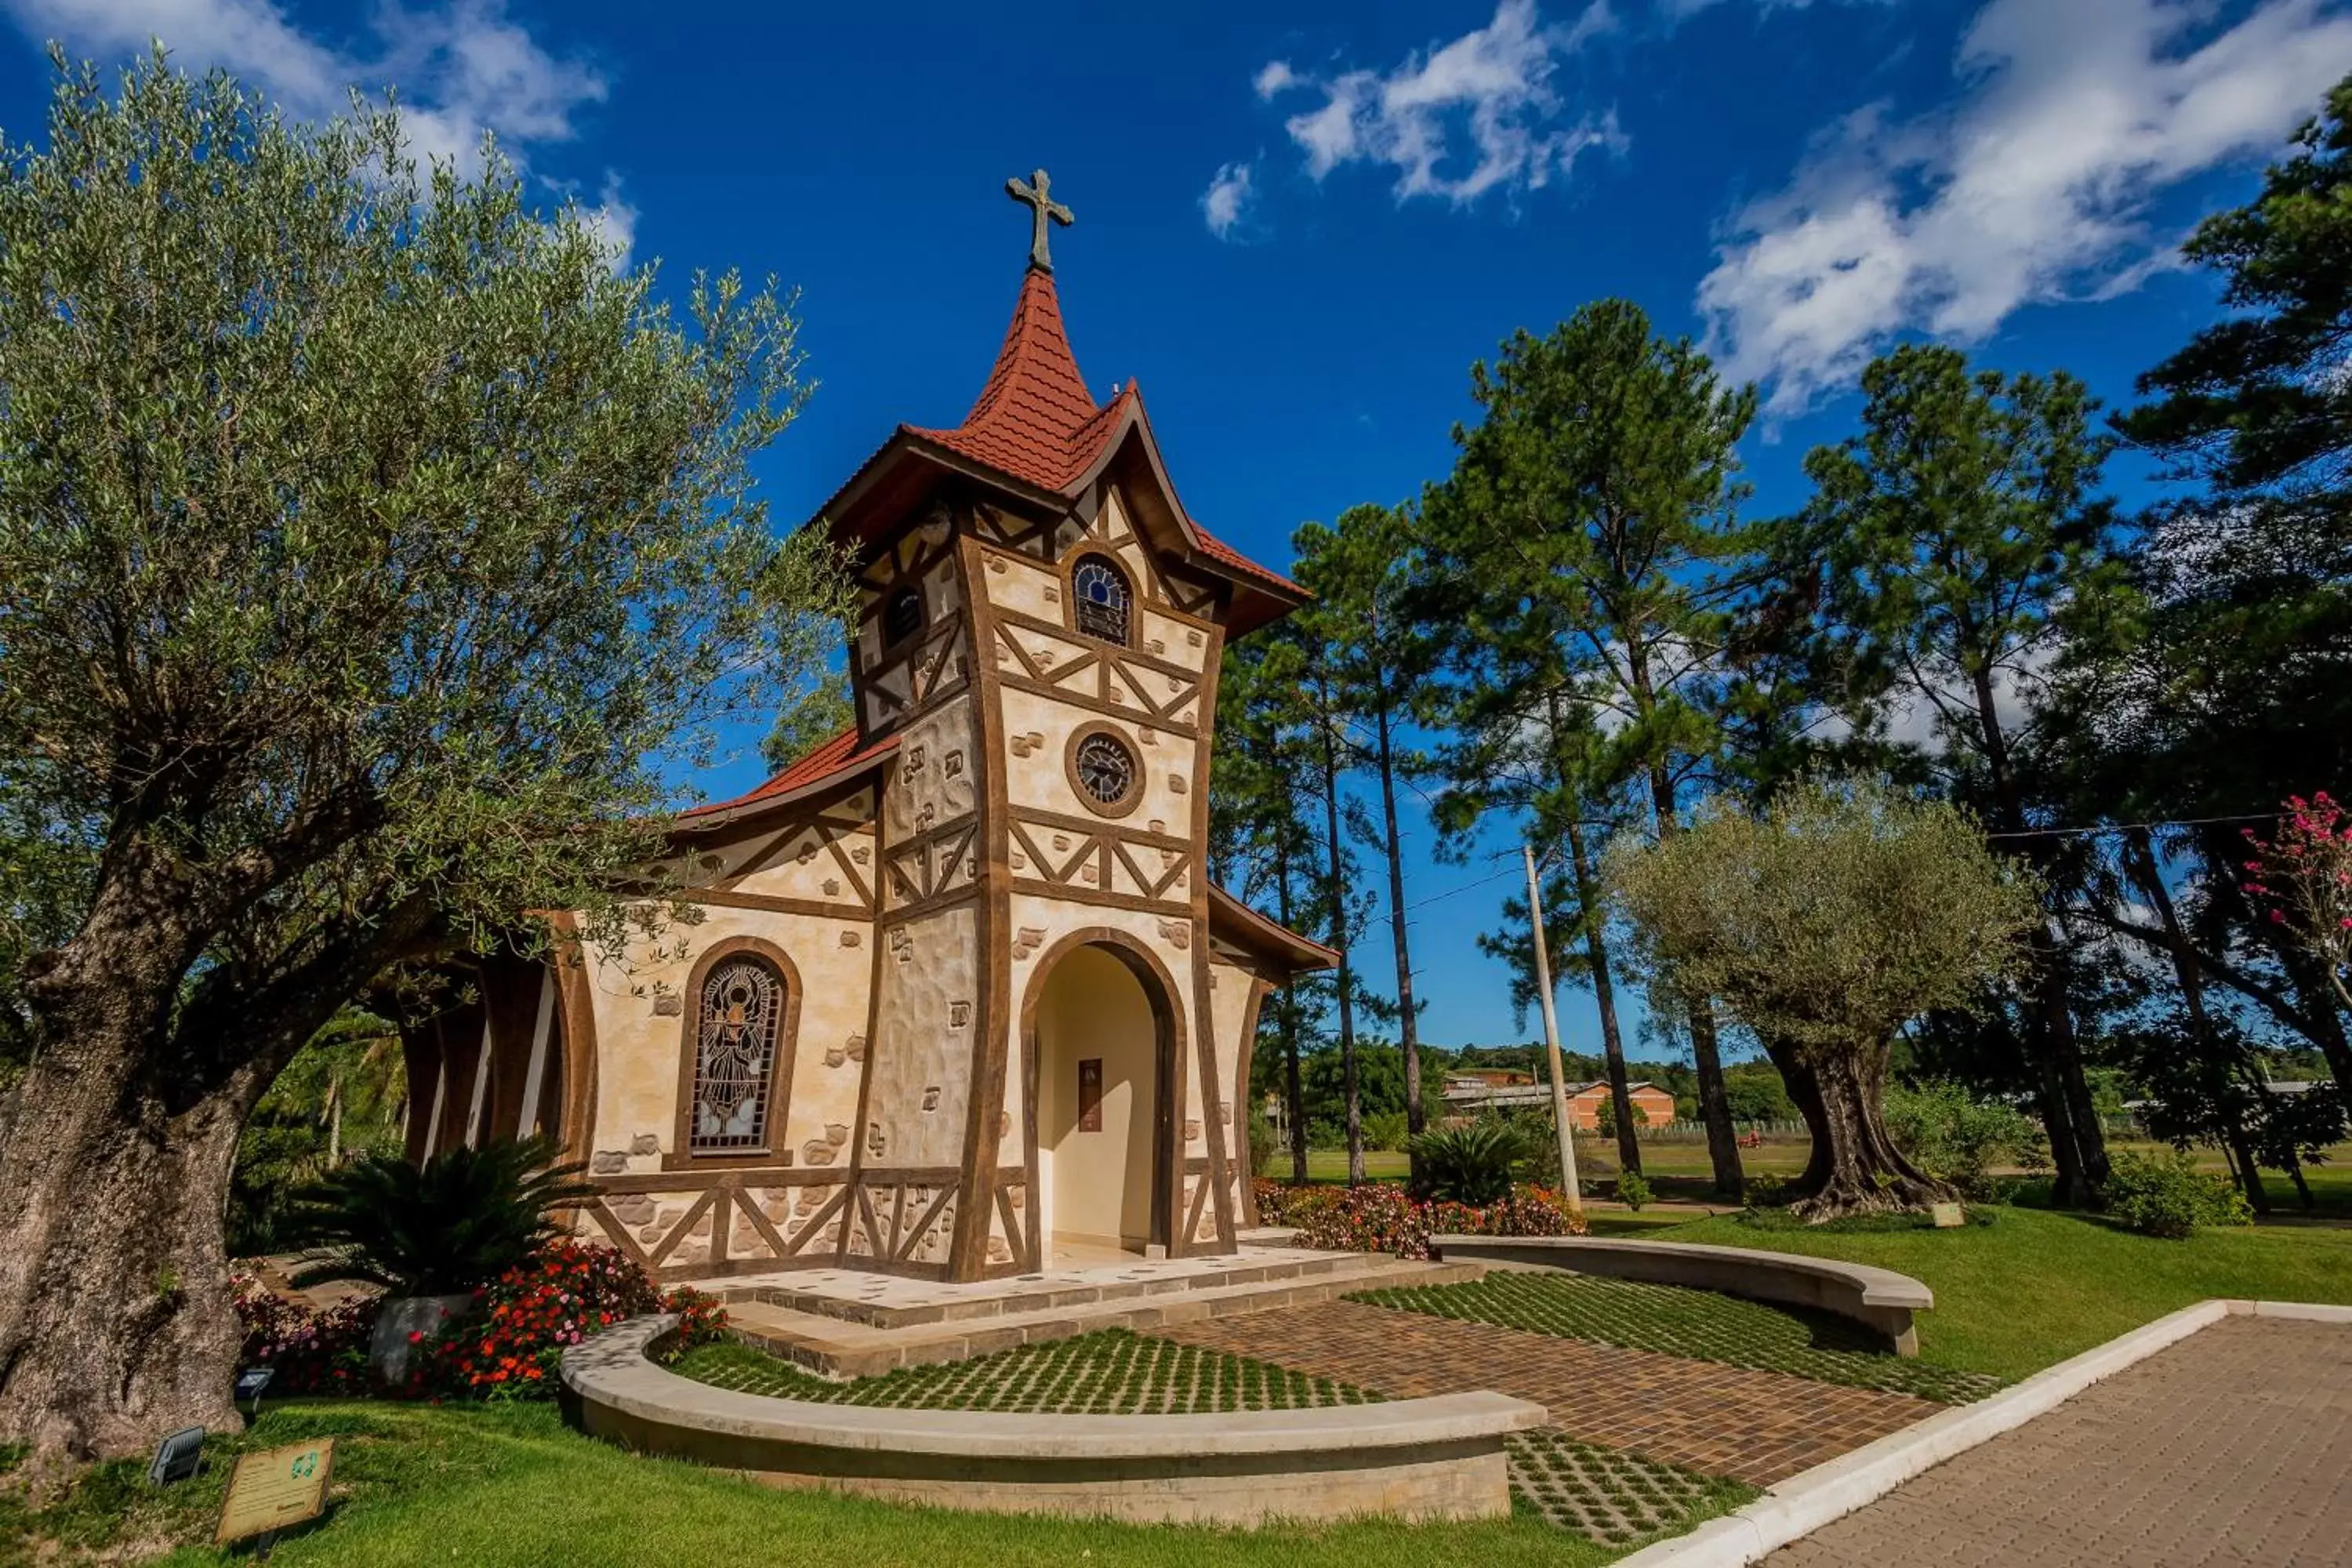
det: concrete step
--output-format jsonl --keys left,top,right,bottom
{"left": 721, "top": 1254, "right": 1484, "bottom": 1381}
{"left": 724, "top": 1247, "right": 1386, "bottom": 1331}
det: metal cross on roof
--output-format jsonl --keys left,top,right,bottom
{"left": 1005, "top": 168, "right": 1073, "bottom": 274}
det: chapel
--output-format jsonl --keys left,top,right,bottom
{"left": 397, "top": 171, "right": 1334, "bottom": 1284}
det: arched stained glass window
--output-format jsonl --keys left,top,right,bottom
{"left": 688, "top": 957, "right": 783, "bottom": 1154}
{"left": 1072, "top": 557, "right": 1130, "bottom": 644}
{"left": 883, "top": 588, "right": 924, "bottom": 646}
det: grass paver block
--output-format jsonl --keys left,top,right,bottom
{"left": 670, "top": 1328, "right": 1379, "bottom": 1414}
{"left": 1349, "top": 1272, "right": 2005, "bottom": 1404}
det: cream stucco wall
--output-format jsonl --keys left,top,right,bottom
{"left": 581, "top": 903, "right": 872, "bottom": 1177}
{"left": 1035, "top": 945, "right": 1160, "bottom": 1250}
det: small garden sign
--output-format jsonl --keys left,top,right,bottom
{"left": 216, "top": 1438, "right": 335, "bottom": 1548}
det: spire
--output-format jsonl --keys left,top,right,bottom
{"left": 910, "top": 260, "right": 1131, "bottom": 492}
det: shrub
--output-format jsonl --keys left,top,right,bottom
{"left": 283, "top": 1134, "right": 598, "bottom": 1296}
{"left": 413, "top": 1239, "right": 727, "bottom": 1399}
{"left": 232, "top": 1275, "right": 379, "bottom": 1396}
{"left": 2105, "top": 1149, "right": 2253, "bottom": 1240}
{"left": 1615, "top": 1169, "right": 1653, "bottom": 1210}
{"left": 1251, "top": 1178, "right": 1315, "bottom": 1227}
{"left": 1246, "top": 1102, "right": 1278, "bottom": 1177}
{"left": 1884, "top": 1080, "right": 2044, "bottom": 1199}
{"left": 1408, "top": 1119, "right": 1526, "bottom": 1204}
{"left": 1289, "top": 1181, "right": 1584, "bottom": 1260}
{"left": 1363, "top": 1110, "right": 1412, "bottom": 1153}
{"left": 1595, "top": 1095, "right": 1649, "bottom": 1141}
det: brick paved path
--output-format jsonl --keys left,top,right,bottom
{"left": 1766, "top": 1315, "right": 2352, "bottom": 1567}
{"left": 1156, "top": 1298, "right": 1934, "bottom": 1485}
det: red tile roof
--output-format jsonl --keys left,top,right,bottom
{"left": 908, "top": 267, "right": 1133, "bottom": 492}
{"left": 898, "top": 266, "right": 1301, "bottom": 601}
{"left": 1192, "top": 521, "right": 1305, "bottom": 597}
{"left": 678, "top": 726, "right": 896, "bottom": 822}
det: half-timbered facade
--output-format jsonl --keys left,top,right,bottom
{"left": 399, "top": 175, "right": 1334, "bottom": 1285}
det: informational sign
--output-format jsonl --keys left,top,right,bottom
{"left": 1077, "top": 1058, "right": 1103, "bottom": 1132}
{"left": 216, "top": 1438, "right": 334, "bottom": 1547}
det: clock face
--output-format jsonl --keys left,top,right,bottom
{"left": 1074, "top": 732, "right": 1135, "bottom": 806}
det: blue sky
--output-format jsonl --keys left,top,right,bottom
{"left": 5, "top": 0, "right": 2350, "bottom": 1058}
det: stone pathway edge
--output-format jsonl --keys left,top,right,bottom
{"left": 1614, "top": 1298, "right": 2352, "bottom": 1568}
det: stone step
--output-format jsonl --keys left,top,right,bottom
{"left": 720, "top": 1255, "right": 1485, "bottom": 1381}
{"left": 722, "top": 1247, "right": 1388, "bottom": 1330}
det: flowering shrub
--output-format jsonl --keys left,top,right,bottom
{"left": 660, "top": 1286, "right": 731, "bottom": 1360}
{"left": 1253, "top": 1178, "right": 1331, "bottom": 1227}
{"left": 232, "top": 1272, "right": 379, "bottom": 1395}
{"left": 2242, "top": 794, "right": 2352, "bottom": 1013}
{"left": 1283, "top": 1181, "right": 1584, "bottom": 1260}
{"left": 412, "top": 1239, "right": 728, "bottom": 1399}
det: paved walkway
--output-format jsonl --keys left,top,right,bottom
{"left": 1156, "top": 1298, "right": 1934, "bottom": 1485}
{"left": 1766, "top": 1314, "right": 2352, "bottom": 1566}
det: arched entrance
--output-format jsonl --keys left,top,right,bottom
{"left": 1027, "top": 938, "right": 1176, "bottom": 1265}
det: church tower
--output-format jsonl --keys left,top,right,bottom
{"left": 821, "top": 171, "right": 1313, "bottom": 1279}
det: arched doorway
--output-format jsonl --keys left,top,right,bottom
{"left": 1028, "top": 940, "right": 1175, "bottom": 1264}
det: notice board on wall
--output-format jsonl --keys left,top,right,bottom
{"left": 1077, "top": 1058, "right": 1103, "bottom": 1131}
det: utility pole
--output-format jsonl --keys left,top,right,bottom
{"left": 1523, "top": 844, "right": 1582, "bottom": 1211}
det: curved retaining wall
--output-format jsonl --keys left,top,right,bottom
{"left": 562, "top": 1316, "right": 1544, "bottom": 1525}
{"left": 1428, "top": 1236, "right": 1933, "bottom": 1356}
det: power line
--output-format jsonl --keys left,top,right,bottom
{"left": 1400, "top": 861, "right": 1523, "bottom": 916}
{"left": 1983, "top": 811, "right": 2278, "bottom": 842}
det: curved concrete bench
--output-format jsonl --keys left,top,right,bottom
{"left": 1428, "top": 1236, "right": 1933, "bottom": 1356}
{"left": 562, "top": 1315, "right": 1544, "bottom": 1525}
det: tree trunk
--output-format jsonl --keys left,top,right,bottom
{"left": 1687, "top": 1004, "right": 1744, "bottom": 1200}
{"left": 1371, "top": 699, "right": 1425, "bottom": 1183}
{"left": 1, "top": 853, "right": 433, "bottom": 1474}
{"left": 2033, "top": 1054, "right": 2085, "bottom": 1208}
{"left": 0, "top": 948, "right": 280, "bottom": 1471}
{"left": 1275, "top": 833, "right": 1307, "bottom": 1185}
{"left": 2126, "top": 827, "right": 2267, "bottom": 1215}
{"left": 1769, "top": 1040, "right": 1952, "bottom": 1221}
{"left": 1566, "top": 818, "right": 1640, "bottom": 1175}
{"left": 1620, "top": 645, "right": 1742, "bottom": 1200}
{"left": 1313, "top": 673, "right": 1363, "bottom": 1185}
{"left": 1969, "top": 661, "right": 2107, "bottom": 1205}
{"left": 1642, "top": 764, "right": 1742, "bottom": 1200}
{"left": 2225, "top": 1120, "right": 2272, "bottom": 1215}
{"left": 326, "top": 1075, "right": 343, "bottom": 1169}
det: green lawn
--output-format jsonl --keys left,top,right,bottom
{"left": 1301, "top": 1149, "right": 1411, "bottom": 1182}
{"left": 1668, "top": 1203, "right": 2352, "bottom": 1384}
{"left": 0, "top": 1399, "right": 1710, "bottom": 1568}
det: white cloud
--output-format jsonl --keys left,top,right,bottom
{"left": 2, "top": 0, "right": 608, "bottom": 175}
{"left": 1697, "top": 0, "right": 2352, "bottom": 416}
{"left": 1201, "top": 158, "right": 1258, "bottom": 241}
{"left": 579, "top": 172, "right": 638, "bottom": 271}
{"left": 1253, "top": 0, "right": 1628, "bottom": 205}
{"left": 1660, "top": 0, "right": 1889, "bottom": 20}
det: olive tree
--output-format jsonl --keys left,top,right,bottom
{"left": 1608, "top": 780, "right": 2039, "bottom": 1219}
{"left": 0, "top": 55, "right": 847, "bottom": 1467}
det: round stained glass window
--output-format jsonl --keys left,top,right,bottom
{"left": 1073, "top": 732, "right": 1137, "bottom": 808}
